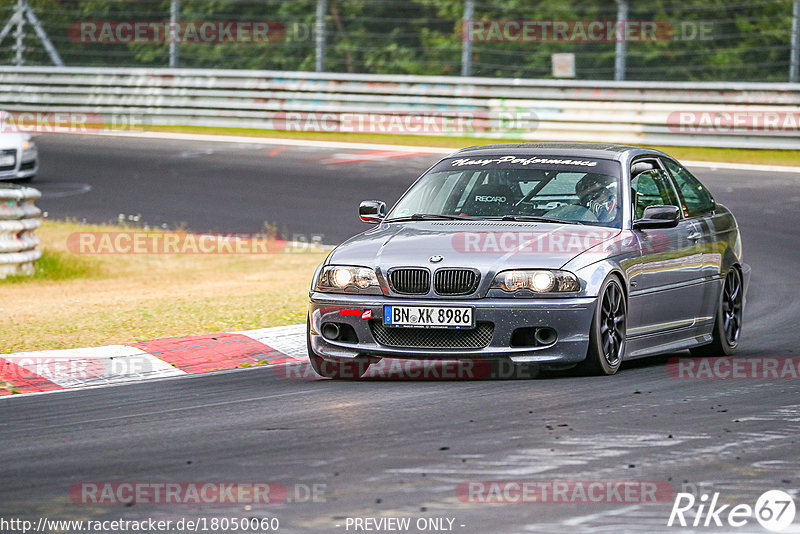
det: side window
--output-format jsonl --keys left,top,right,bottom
{"left": 631, "top": 169, "right": 680, "bottom": 220}
{"left": 663, "top": 159, "right": 715, "bottom": 217}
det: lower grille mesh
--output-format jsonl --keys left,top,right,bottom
{"left": 369, "top": 321, "right": 494, "bottom": 349}
{"left": 0, "top": 149, "right": 15, "bottom": 171}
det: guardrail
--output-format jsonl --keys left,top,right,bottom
{"left": 0, "top": 183, "right": 42, "bottom": 278}
{"left": 1, "top": 66, "right": 799, "bottom": 149}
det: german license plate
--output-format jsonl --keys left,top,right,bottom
{"left": 383, "top": 306, "right": 474, "bottom": 328}
{"left": 0, "top": 155, "right": 15, "bottom": 167}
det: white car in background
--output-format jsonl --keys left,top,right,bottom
{"left": 0, "top": 111, "right": 38, "bottom": 181}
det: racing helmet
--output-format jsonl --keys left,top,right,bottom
{"left": 576, "top": 173, "right": 616, "bottom": 204}
{"left": 576, "top": 173, "right": 618, "bottom": 220}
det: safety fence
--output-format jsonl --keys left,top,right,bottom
{"left": 1, "top": 0, "right": 797, "bottom": 83}
{"left": 1, "top": 66, "right": 799, "bottom": 149}
{"left": 0, "top": 183, "right": 41, "bottom": 277}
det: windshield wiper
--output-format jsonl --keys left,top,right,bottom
{"left": 386, "top": 213, "right": 474, "bottom": 222}
{"left": 485, "top": 215, "right": 584, "bottom": 225}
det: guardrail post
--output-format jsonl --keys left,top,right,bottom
{"left": 169, "top": 0, "right": 180, "bottom": 68}
{"left": 315, "top": 0, "right": 327, "bottom": 72}
{"left": 13, "top": 0, "right": 25, "bottom": 67}
{"left": 614, "top": 0, "right": 628, "bottom": 81}
{"left": 791, "top": 0, "right": 799, "bottom": 83}
{"left": 0, "top": 183, "right": 42, "bottom": 278}
{"left": 461, "top": 0, "right": 474, "bottom": 77}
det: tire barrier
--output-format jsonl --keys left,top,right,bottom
{"left": 0, "top": 183, "right": 42, "bottom": 277}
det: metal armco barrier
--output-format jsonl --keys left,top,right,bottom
{"left": 1, "top": 66, "right": 799, "bottom": 149}
{"left": 0, "top": 183, "right": 42, "bottom": 277}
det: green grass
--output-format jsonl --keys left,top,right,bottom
{"left": 1, "top": 220, "right": 326, "bottom": 352}
{"left": 144, "top": 124, "right": 800, "bottom": 166}
{"left": 0, "top": 248, "right": 99, "bottom": 283}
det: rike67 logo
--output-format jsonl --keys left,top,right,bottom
{"left": 668, "top": 490, "right": 796, "bottom": 532}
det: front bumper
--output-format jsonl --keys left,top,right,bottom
{"left": 308, "top": 293, "right": 596, "bottom": 364}
{"left": 0, "top": 156, "right": 37, "bottom": 181}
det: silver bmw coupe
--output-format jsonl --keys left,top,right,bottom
{"left": 307, "top": 143, "right": 749, "bottom": 378}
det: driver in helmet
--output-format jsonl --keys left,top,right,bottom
{"left": 576, "top": 173, "right": 618, "bottom": 222}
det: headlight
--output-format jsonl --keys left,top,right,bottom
{"left": 491, "top": 269, "right": 580, "bottom": 293}
{"left": 22, "top": 140, "right": 35, "bottom": 152}
{"left": 316, "top": 265, "right": 381, "bottom": 294}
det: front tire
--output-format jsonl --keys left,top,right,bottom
{"left": 691, "top": 267, "right": 743, "bottom": 357}
{"left": 576, "top": 276, "right": 627, "bottom": 376}
{"left": 307, "top": 316, "right": 371, "bottom": 379}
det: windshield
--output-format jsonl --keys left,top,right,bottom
{"left": 387, "top": 155, "right": 623, "bottom": 227}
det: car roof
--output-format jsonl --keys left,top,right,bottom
{"left": 448, "top": 142, "right": 670, "bottom": 162}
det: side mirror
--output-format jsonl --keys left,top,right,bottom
{"left": 359, "top": 200, "right": 386, "bottom": 224}
{"left": 633, "top": 205, "right": 680, "bottom": 229}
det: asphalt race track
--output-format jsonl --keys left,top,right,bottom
{"left": 28, "top": 134, "right": 432, "bottom": 243}
{"left": 2, "top": 133, "right": 799, "bottom": 533}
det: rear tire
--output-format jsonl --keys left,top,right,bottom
{"left": 690, "top": 267, "right": 742, "bottom": 357}
{"left": 575, "top": 276, "right": 627, "bottom": 376}
{"left": 307, "top": 316, "right": 371, "bottom": 379}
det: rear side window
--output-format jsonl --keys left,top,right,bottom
{"left": 663, "top": 159, "right": 715, "bottom": 217}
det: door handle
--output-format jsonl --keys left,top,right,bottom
{"left": 687, "top": 232, "right": 702, "bottom": 242}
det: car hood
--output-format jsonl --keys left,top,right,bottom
{"left": 327, "top": 221, "right": 621, "bottom": 273}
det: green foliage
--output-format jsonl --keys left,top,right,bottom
{"left": 0, "top": 248, "right": 99, "bottom": 284}
{"left": 1, "top": 0, "right": 795, "bottom": 81}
